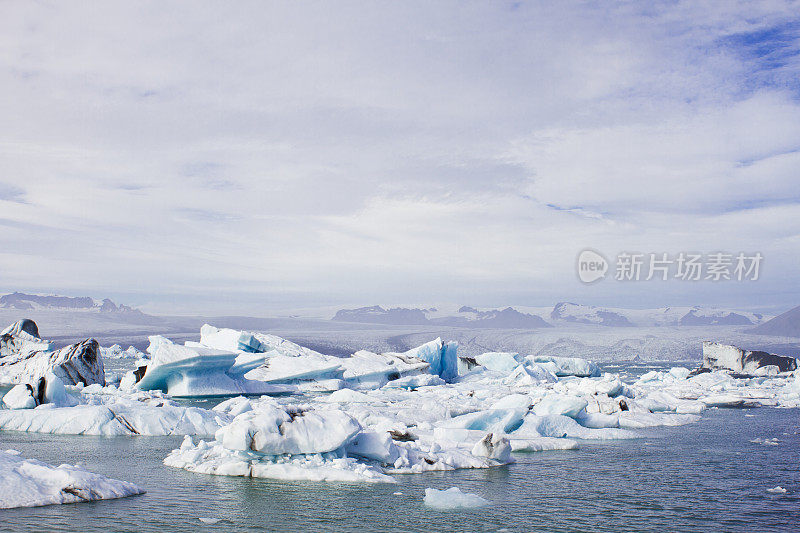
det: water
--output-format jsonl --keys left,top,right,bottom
{"left": 2, "top": 369, "right": 799, "bottom": 532}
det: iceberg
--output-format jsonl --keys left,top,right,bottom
{"left": 532, "top": 394, "right": 588, "bottom": 418}
{"left": 215, "top": 401, "right": 361, "bottom": 455}
{"left": 2, "top": 372, "right": 76, "bottom": 409}
{"left": 423, "top": 487, "right": 491, "bottom": 509}
{"left": 470, "top": 432, "right": 512, "bottom": 462}
{"left": 697, "top": 341, "right": 797, "bottom": 374}
{"left": 528, "top": 355, "right": 600, "bottom": 377}
{"left": 475, "top": 352, "right": 521, "bottom": 373}
{"left": 164, "top": 401, "right": 394, "bottom": 483}
{"left": 0, "top": 320, "right": 104, "bottom": 387}
{"left": 402, "top": 338, "right": 458, "bottom": 381}
{"left": 0, "top": 388, "right": 229, "bottom": 436}
{"left": 383, "top": 374, "right": 446, "bottom": 389}
{"left": 0, "top": 449, "right": 144, "bottom": 509}
{"left": 133, "top": 336, "right": 289, "bottom": 396}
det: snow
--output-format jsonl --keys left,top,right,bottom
{"left": 0, "top": 450, "right": 144, "bottom": 509}
{"left": 423, "top": 487, "right": 491, "bottom": 509}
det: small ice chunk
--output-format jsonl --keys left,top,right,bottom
{"left": 384, "top": 374, "right": 445, "bottom": 389}
{"left": 198, "top": 517, "right": 222, "bottom": 524}
{"left": 470, "top": 433, "right": 511, "bottom": 462}
{"left": 423, "top": 487, "right": 490, "bottom": 509}
{"left": 0, "top": 450, "right": 144, "bottom": 509}
{"left": 766, "top": 486, "right": 787, "bottom": 494}
{"left": 750, "top": 437, "right": 780, "bottom": 446}
{"left": 2, "top": 384, "right": 36, "bottom": 409}
{"left": 475, "top": 352, "right": 520, "bottom": 374}
{"left": 532, "top": 395, "right": 588, "bottom": 418}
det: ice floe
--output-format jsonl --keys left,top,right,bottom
{"left": 423, "top": 487, "right": 491, "bottom": 509}
{"left": 0, "top": 449, "right": 144, "bottom": 509}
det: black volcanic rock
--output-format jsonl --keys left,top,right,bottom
{"left": 750, "top": 305, "right": 800, "bottom": 338}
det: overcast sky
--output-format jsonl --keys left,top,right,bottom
{"left": 1, "top": 1, "right": 799, "bottom": 315}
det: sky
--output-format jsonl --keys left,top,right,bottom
{"left": 1, "top": 1, "right": 800, "bottom": 316}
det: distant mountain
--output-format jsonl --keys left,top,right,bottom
{"left": 749, "top": 305, "right": 800, "bottom": 337}
{"left": 551, "top": 302, "right": 634, "bottom": 326}
{"left": 678, "top": 308, "right": 762, "bottom": 326}
{"left": 430, "top": 307, "right": 551, "bottom": 328}
{"left": 0, "top": 292, "right": 146, "bottom": 316}
{"left": 332, "top": 306, "right": 430, "bottom": 325}
{"left": 332, "top": 305, "right": 551, "bottom": 329}
{"left": 549, "top": 302, "right": 765, "bottom": 327}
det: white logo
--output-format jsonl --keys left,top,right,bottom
{"left": 577, "top": 249, "right": 608, "bottom": 283}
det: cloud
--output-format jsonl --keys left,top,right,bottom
{"left": 0, "top": 1, "right": 799, "bottom": 314}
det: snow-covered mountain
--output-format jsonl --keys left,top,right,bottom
{"left": 332, "top": 305, "right": 551, "bottom": 329}
{"left": 331, "top": 302, "right": 768, "bottom": 329}
{"left": 0, "top": 292, "right": 145, "bottom": 316}
{"left": 549, "top": 302, "right": 766, "bottom": 327}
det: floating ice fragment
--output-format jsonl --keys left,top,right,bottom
{"left": 766, "top": 486, "right": 787, "bottom": 494}
{"left": 423, "top": 487, "right": 491, "bottom": 509}
{"left": 0, "top": 450, "right": 144, "bottom": 509}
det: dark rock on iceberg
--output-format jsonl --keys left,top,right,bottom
{"left": 697, "top": 341, "right": 797, "bottom": 375}
{"left": 0, "top": 320, "right": 105, "bottom": 386}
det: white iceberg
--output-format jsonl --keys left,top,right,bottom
{"left": 0, "top": 449, "right": 144, "bottom": 509}
{"left": 133, "top": 336, "right": 289, "bottom": 396}
{"left": 215, "top": 401, "right": 361, "bottom": 455}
